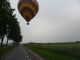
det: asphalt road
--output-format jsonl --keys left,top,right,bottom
{"left": 0, "top": 45, "right": 43, "bottom": 60}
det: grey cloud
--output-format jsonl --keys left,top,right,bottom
{"left": 9, "top": 0, "right": 80, "bottom": 43}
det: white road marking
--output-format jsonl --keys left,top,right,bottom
{"left": 5, "top": 59, "right": 7, "bottom": 60}
{"left": 5, "top": 55, "right": 10, "bottom": 60}
{"left": 23, "top": 50, "right": 31, "bottom": 60}
{"left": 27, "top": 56, "right": 29, "bottom": 58}
{"left": 28, "top": 58, "right": 31, "bottom": 60}
{"left": 7, "top": 56, "right": 10, "bottom": 58}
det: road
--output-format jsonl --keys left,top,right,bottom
{"left": 0, "top": 45, "right": 43, "bottom": 60}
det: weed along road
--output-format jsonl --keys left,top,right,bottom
{"left": 0, "top": 45, "right": 43, "bottom": 60}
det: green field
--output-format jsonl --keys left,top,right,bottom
{"left": 24, "top": 42, "right": 80, "bottom": 60}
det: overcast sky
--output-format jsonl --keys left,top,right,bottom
{"left": 9, "top": 0, "right": 80, "bottom": 43}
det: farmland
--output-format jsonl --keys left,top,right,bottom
{"left": 24, "top": 42, "right": 80, "bottom": 60}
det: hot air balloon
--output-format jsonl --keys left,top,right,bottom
{"left": 18, "top": 0, "right": 39, "bottom": 25}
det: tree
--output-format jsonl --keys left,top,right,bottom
{"left": 0, "top": 0, "right": 8, "bottom": 47}
{"left": 0, "top": 0, "right": 22, "bottom": 47}
{"left": 6, "top": 15, "right": 22, "bottom": 46}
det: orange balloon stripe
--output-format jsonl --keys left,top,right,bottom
{"left": 24, "top": 13, "right": 33, "bottom": 21}
{"left": 18, "top": 1, "right": 37, "bottom": 14}
{"left": 20, "top": 7, "right": 34, "bottom": 20}
{"left": 20, "top": 7, "right": 34, "bottom": 15}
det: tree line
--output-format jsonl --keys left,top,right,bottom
{"left": 0, "top": 0, "right": 22, "bottom": 47}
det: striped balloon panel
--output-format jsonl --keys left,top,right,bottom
{"left": 20, "top": 7, "right": 34, "bottom": 22}
{"left": 18, "top": 0, "right": 39, "bottom": 22}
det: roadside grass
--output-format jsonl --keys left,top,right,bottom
{"left": 24, "top": 42, "right": 80, "bottom": 60}
{"left": 0, "top": 45, "right": 16, "bottom": 57}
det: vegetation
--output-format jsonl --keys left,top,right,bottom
{"left": 0, "top": 45, "right": 16, "bottom": 57}
{"left": 24, "top": 42, "right": 80, "bottom": 60}
{"left": 0, "top": 0, "right": 22, "bottom": 58}
{"left": 0, "top": 0, "right": 22, "bottom": 47}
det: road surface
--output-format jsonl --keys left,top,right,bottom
{"left": 0, "top": 45, "right": 43, "bottom": 60}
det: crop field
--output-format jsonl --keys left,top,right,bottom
{"left": 24, "top": 42, "right": 80, "bottom": 60}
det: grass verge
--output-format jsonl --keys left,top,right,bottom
{"left": 0, "top": 45, "right": 16, "bottom": 57}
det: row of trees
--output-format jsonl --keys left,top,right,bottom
{"left": 0, "top": 0, "right": 22, "bottom": 47}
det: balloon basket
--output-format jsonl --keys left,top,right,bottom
{"left": 27, "top": 23, "right": 29, "bottom": 25}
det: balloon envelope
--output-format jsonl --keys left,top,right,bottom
{"left": 18, "top": 0, "right": 39, "bottom": 25}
